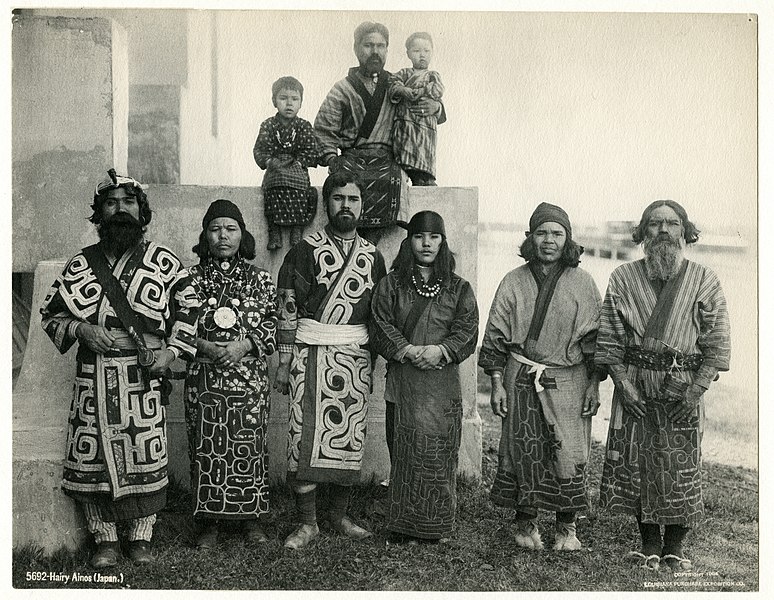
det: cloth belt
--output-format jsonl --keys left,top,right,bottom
{"left": 109, "top": 330, "right": 163, "bottom": 351}
{"left": 296, "top": 319, "right": 369, "bottom": 346}
{"left": 509, "top": 351, "right": 550, "bottom": 393}
{"left": 624, "top": 346, "right": 703, "bottom": 372}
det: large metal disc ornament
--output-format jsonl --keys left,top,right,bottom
{"left": 213, "top": 306, "right": 238, "bottom": 329}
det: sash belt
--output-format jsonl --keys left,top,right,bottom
{"left": 624, "top": 346, "right": 703, "bottom": 372}
{"left": 509, "top": 351, "right": 549, "bottom": 393}
{"left": 109, "top": 330, "right": 163, "bottom": 350}
{"left": 296, "top": 319, "right": 369, "bottom": 346}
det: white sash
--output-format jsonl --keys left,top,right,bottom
{"left": 510, "top": 351, "right": 549, "bottom": 393}
{"left": 296, "top": 318, "right": 369, "bottom": 346}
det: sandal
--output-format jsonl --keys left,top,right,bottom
{"left": 628, "top": 550, "right": 661, "bottom": 571}
{"left": 662, "top": 554, "right": 693, "bottom": 571}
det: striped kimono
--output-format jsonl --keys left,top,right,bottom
{"left": 277, "top": 227, "right": 386, "bottom": 483}
{"left": 479, "top": 263, "right": 601, "bottom": 513}
{"left": 389, "top": 67, "right": 445, "bottom": 177}
{"left": 315, "top": 68, "right": 409, "bottom": 228}
{"left": 595, "top": 259, "right": 731, "bottom": 526}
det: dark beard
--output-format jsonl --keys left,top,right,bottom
{"left": 98, "top": 213, "right": 144, "bottom": 257}
{"left": 329, "top": 210, "right": 358, "bottom": 234}
{"left": 643, "top": 235, "right": 683, "bottom": 280}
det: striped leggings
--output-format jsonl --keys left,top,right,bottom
{"left": 81, "top": 503, "right": 156, "bottom": 543}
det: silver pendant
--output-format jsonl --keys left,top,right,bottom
{"left": 220, "top": 261, "right": 230, "bottom": 270}
{"left": 213, "top": 306, "right": 237, "bottom": 329}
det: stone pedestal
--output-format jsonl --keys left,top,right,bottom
{"left": 13, "top": 261, "right": 89, "bottom": 552}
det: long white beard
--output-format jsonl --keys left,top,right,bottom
{"left": 643, "top": 235, "right": 684, "bottom": 280}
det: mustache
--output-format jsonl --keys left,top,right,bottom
{"left": 105, "top": 212, "right": 142, "bottom": 227}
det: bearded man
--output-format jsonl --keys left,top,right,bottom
{"left": 314, "top": 21, "right": 445, "bottom": 245}
{"left": 40, "top": 170, "right": 198, "bottom": 568}
{"left": 595, "top": 200, "right": 731, "bottom": 571}
{"left": 274, "top": 171, "right": 386, "bottom": 549}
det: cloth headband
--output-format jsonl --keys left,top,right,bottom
{"left": 95, "top": 168, "right": 144, "bottom": 196}
{"left": 528, "top": 202, "right": 572, "bottom": 237}
{"left": 202, "top": 199, "right": 245, "bottom": 229}
{"left": 398, "top": 210, "right": 446, "bottom": 238}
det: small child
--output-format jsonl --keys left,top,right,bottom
{"left": 253, "top": 76, "right": 319, "bottom": 250}
{"left": 389, "top": 32, "right": 445, "bottom": 186}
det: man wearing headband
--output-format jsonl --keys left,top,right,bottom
{"left": 314, "top": 21, "right": 446, "bottom": 245}
{"left": 41, "top": 170, "right": 198, "bottom": 568}
{"left": 595, "top": 200, "right": 730, "bottom": 572}
{"left": 370, "top": 210, "right": 478, "bottom": 542}
{"left": 275, "top": 171, "right": 386, "bottom": 549}
{"left": 480, "top": 202, "right": 603, "bottom": 553}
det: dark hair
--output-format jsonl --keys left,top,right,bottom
{"left": 354, "top": 21, "right": 389, "bottom": 47}
{"left": 631, "top": 200, "right": 700, "bottom": 244}
{"left": 272, "top": 76, "right": 304, "bottom": 104}
{"left": 519, "top": 234, "right": 584, "bottom": 267}
{"left": 89, "top": 185, "right": 152, "bottom": 227}
{"left": 322, "top": 171, "right": 363, "bottom": 205}
{"left": 192, "top": 227, "right": 257, "bottom": 262}
{"left": 390, "top": 237, "right": 456, "bottom": 286}
{"left": 405, "top": 31, "right": 433, "bottom": 49}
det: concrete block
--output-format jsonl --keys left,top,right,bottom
{"left": 12, "top": 14, "right": 129, "bottom": 272}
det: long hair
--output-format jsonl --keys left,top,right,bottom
{"left": 518, "top": 234, "right": 584, "bottom": 267}
{"left": 631, "top": 200, "right": 700, "bottom": 245}
{"left": 192, "top": 227, "right": 257, "bottom": 262}
{"left": 89, "top": 185, "right": 152, "bottom": 227}
{"left": 390, "top": 237, "right": 456, "bottom": 286}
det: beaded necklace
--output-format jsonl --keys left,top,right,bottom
{"left": 411, "top": 264, "right": 442, "bottom": 298}
{"left": 275, "top": 123, "right": 297, "bottom": 150}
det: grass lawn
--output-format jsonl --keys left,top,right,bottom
{"left": 13, "top": 401, "right": 758, "bottom": 592}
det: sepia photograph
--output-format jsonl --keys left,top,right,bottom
{"left": 6, "top": 0, "right": 766, "bottom": 595}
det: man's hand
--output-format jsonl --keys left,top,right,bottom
{"left": 581, "top": 379, "right": 601, "bottom": 418}
{"left": 616, "top": 378, "right": 646, "bottom": 418}
{"left": 214, "top": 339, "right": 251, "bottom": 368}
{"left": 490, "top": 376, "right": 508, "bottom": 418}
{"left": 412, "top": 345, "right": 444, "bottom": 370}
{"left": 409, "top": 98, "right": 441, "bottom": 118}
{"left": 149, "top": 349, "right": 176, "bottom": 375}
{"left": 667, "top": 383, "right": 704, "bottom": 423}
{"left": 76, "top": 323, "right": 116, "bottom": 354}
{"left": 274, "top": 361, "right": 291, "bottom": 395}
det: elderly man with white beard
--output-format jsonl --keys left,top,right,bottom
{"left": 595, "top": 200, "right": 731, "bottom": 572}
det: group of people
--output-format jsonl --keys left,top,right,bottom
{"left": 41, "top": 165, "right": 730, "bottom": 576}
{"left": 254, "top": 21, "right": 446, "bottom": 251}
{"left": 39, "top": 19, "right": 730, "bottom": 580}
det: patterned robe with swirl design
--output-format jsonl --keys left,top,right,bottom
{"left": 277, "top": 226, "right": 386, "bottom": 484}
{"left": 183, "top": 261, "right": 277, "bottom": 520}
{"left": 40, "top": 241, "right": 198, "bottom": 521}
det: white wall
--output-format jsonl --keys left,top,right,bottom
{"left": 177, "top": 10, "right": 756, "bottom": 239}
